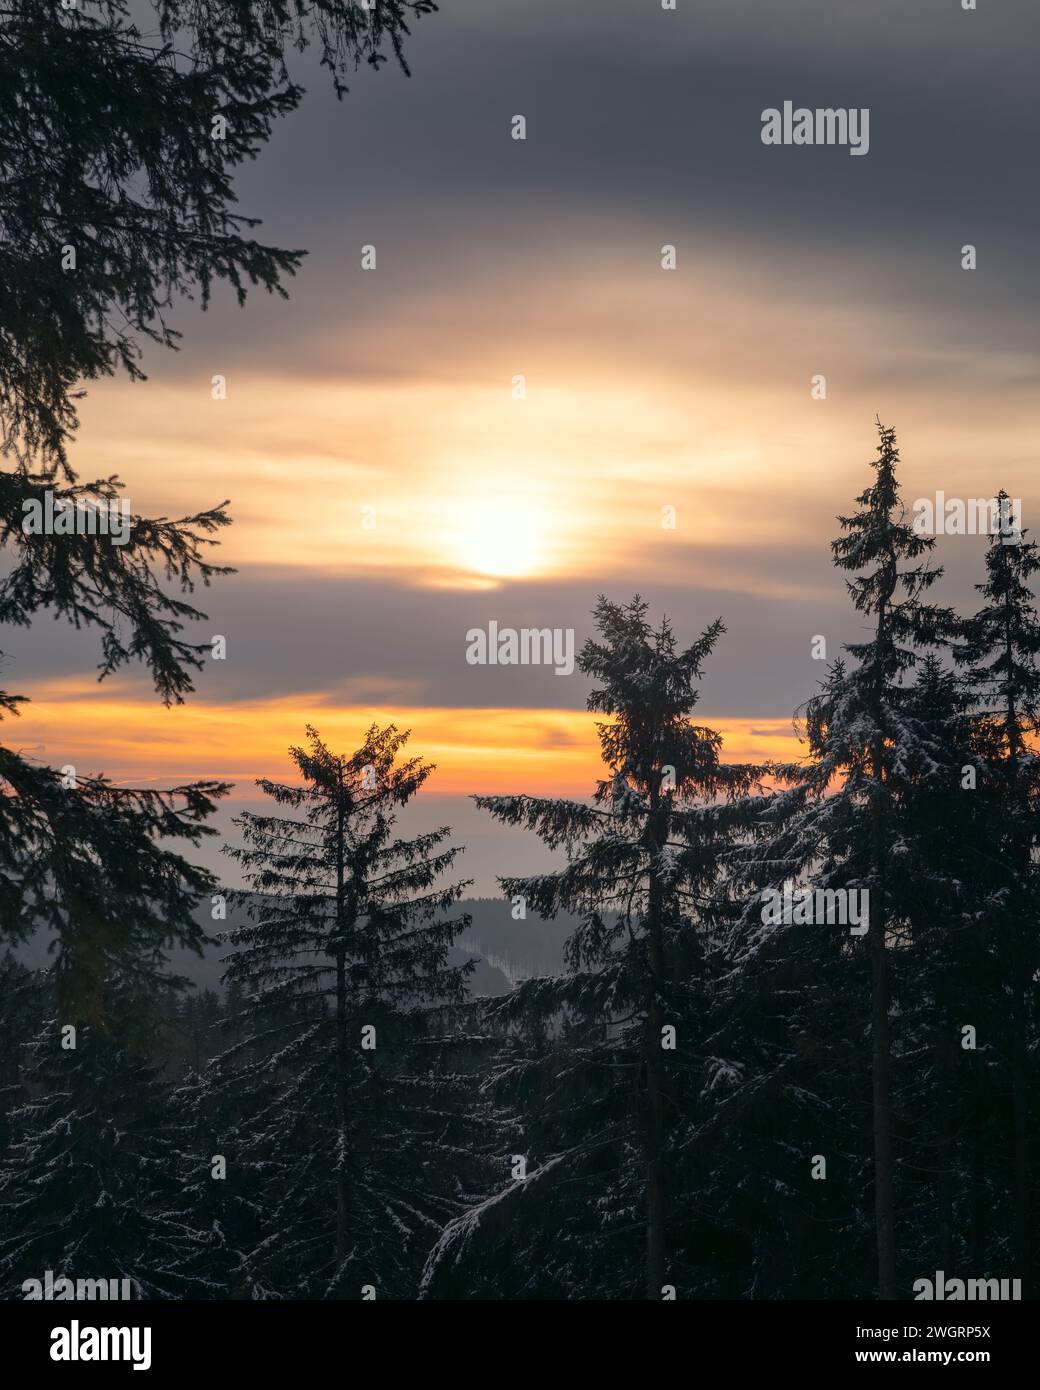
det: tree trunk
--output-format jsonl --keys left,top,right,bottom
{"left": 335, "top": 947, "right": 350, "bottom": 1269}
{"left": 1005, "top": 659, "right": 1029, "bottom": 1293}
{"left": 333, "top": 768, "right": 352, "bottom": 1286}
{"left": 870, "top": 919, "right": 897, "bottom": 1298}
{"left": 643, "top": 794, "right": 668, "bottom": 1299}
{"left": 969, "top": 1109, "right": 985, "bottom": 1272}
{"left": 935, "top": 1035, "right": 955, "bottom": 1274}
{"left": 644, "top": 1003, "right": 667, "bottom": 1299}
{"left": 869, "top": 702, "right": 897, "bottom": 1300}
{"left": 1011, "top": 969, "right": 1029, "bottom": 1291}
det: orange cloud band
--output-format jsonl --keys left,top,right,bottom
{"left": 7, "top": 683, "right": 799, "bottom": 798}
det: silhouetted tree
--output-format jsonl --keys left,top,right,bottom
{"left": 434, "top": 598, "right": 759, "bottom": 1299}
{"left": 200, "top": 724, "right": 486, "bottom": 1298}
{"left": 0, "top": 988, "right": 202, "bottom": 1298}
{"left": 0, "top": 0, "right": 436, "bottom": 469}
{"left": 726, "top": 421, "right": 956, "bottom": 1299}
{"left": 955, "top": 495, "right": 1040, "bottom": 1289}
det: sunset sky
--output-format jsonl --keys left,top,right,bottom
{"left": 6, "top": 0, "right": 1037, "bottom": 890}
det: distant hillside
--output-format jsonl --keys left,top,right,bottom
{"left": 174, "top": 898, "right": 514, "bottom": 998}
{"left": 20, "top": 895, "right": 578, "bottom": 996}
{"left": 456, "top": 897, "right": 579, "bottom": 983}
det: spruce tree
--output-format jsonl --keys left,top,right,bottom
{"left": 2, "top": 0, "right": 430, "bottom": 991}
{"left": 434, "top": 597, "right": 759, "bottom": 1299}
{"left": 684, "top": 715, "right": 876, "bottom": 1299}
{"left": 0, "top": 467, "right": 233, "bottom": 1014}
{"left": 0, "top": 953, "right": 44, "bottom": 1160}
{"left": 1, "top": 0, "right": 435, "bottom": 468}
{"left": 0, "top": 988, "right": 202, "bottom": 1299}
{"left": 955, "top": 495, "right": 1040, "bottom": 1288}
{"left": 200, "top": 724, "right": 485, "bottom": 1298}
{"left": 893, "top": 655, "right": 994, "bottom": 1281}
{"left": 727, "top": 421, "right": 956, "bottom": 1299}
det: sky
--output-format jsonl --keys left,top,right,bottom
{"left": 5, "top": 0, "right": 1038, "bottom": 891}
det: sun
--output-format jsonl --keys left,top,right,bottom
{"left": 453, "top": 498, "right": 547, "bottom": 579}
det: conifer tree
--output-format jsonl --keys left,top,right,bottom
{"left": 0, "top": 468, "right": 233, "bottom": 1014}
{"left": 201, "top": 724, "right": 486, "bottom": 1298}
{"left": 727, "top": 422, "right": 956, "bottom": 1299}
{"left": 434, "top": 597, "right": 759, "bottom": 1300}
{"left": 0, "top": 0, "right": 440, "bottom": 1306}
{"left": 0, "top": 488, "right": 233, "bottom": 1284}
{"left": 0, "top": 472, "right": 233, "bottom": 1290}
{"left": 955, "top": 495, "right": 1040, "bottom": 1287}
{"left": 0, "top": 954, "right": 44, "bottom": 1160}
{"left": 894, "top": 655, "right": 994, "bottom": 1280}
{"left": 0, "top": 987, "right": 202, "bottom": 1299}
{"left": 1, "top": 0, "right": 435, "bottom": 469}
{"left": 2, "top": 0, "right": 430, "bottom": 989}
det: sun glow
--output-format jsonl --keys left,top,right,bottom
{"left": 451, "top": 497, "right": 549, "bottom": 578}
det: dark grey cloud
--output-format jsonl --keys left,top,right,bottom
{"left": 114, "top": 0, "right": 1037, "bottom": 384}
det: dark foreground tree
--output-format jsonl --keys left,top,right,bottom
{"left": 0, "top": 383, "right": 235, "bottom": 1009}
{"left": 1, "top": 0, "right": 434, "bottom": 999}
{"left": 0, "top": 954, "right": 45, "bottom": 1159}
{"left": 0, "top": 985, "right": 202, "bottom": 1299}
{"left": 425, "top": 597, "right": 759, "bottom": 1300}
{"left": 0, "top": 0, "right": 442, "bottom": 1303}
{"left": 196, "top": 724, "right": 489, "bottom": 1298}
{"left": 0, "top": 0, "right": 430, "bottom": 995}
{"left": 955, "top": 496, "right": 1040, "bottom": 1289}
{"left": 0, "top": 0, "right": 436, "bottom": 468}
{"left": 726, "top": 421, "right": 956, "bottom": 1299}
